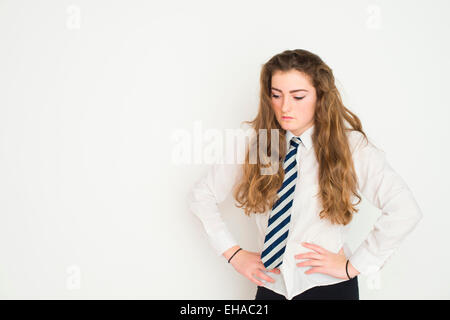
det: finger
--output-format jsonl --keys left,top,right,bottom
{"left": 296, "top": 259, "right": 324, "bottom": 268}
{"left": 259, "top": 263, "right": 280, "bottom": 274}
{"left": 304, "top": 266, "right": 325, "bottom": 275}
{"left": 294, "top": 252, "right": 322, "bottom": 260}
{"left": 301, "top": 242, "right": 327, "bottom": 254}
{"left": 249, "top": 276, "right": 264, "bottom": 286}
{"left": 259, "top": 262, "right": 274, "bottom": 278}
{"left": 258, "top": 262, "right": 269, "bottom": 272}
{"left": 268, "top": 268, "right": 281, "bottom": 274}
{"left": 250, "top": 277, "right": 264, "bottom": 287}
{"left": 255, "top": 270, "right": 275, "bottom": 283}
{"left": 257, "top": 261, "right": 281, "bottom": 276}
{"left": 258, "top": 262, "right": 280, "bottom": 274}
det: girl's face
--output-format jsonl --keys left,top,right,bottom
{"left": 270, "top": 69, "right": 317, "bottom": 136}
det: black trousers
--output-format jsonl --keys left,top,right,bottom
{"left": 255, "top": 276, "right": 359, "bottom": 300}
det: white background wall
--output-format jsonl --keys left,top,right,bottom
{"left": 0, "top": 0, "right": 448, "bottom": 299}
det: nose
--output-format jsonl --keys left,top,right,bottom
{"left": 281, "top": 97, "right": 292, "bottom": 113}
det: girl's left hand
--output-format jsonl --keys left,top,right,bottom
{"left": 294, "top": 242, "right": 359, "bottom": 279}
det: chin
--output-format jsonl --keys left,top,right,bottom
{"left": 280, "top": 122, "right": 297, "bottom": 131}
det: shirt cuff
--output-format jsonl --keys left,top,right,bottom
{"left": 348, "top": 244, "right": 385, "bottom": 275}
{"left": 208, "top": 228, "right": 239, "bottom": 256}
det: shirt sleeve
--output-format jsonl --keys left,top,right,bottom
{"left": 187, "top": 159, "right": 242, "bottom": 256}
{"left": 348, "top": 133, "right": 423, "bottom": 275}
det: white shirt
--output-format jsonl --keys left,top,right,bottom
{"left": 187, "top": 124, "right": 423, "bottom": 300}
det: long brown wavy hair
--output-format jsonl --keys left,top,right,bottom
{"left": 233, "top": 49, "right": 367, "bottom": 225}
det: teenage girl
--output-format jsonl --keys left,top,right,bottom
{"left": 188, "top": 49, "right": 422, "bottom": 300}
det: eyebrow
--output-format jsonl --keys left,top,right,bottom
{"left": 271, "top": 87, "right": 309, "bottom": 93}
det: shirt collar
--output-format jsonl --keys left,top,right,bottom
{"left": 285, "top": 124, "right": 314, "bottom": 151}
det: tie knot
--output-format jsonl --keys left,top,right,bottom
{"left": 290, "top": 136, "right": 302, "bottom": 149}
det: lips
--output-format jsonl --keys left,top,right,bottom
{"left": 282, "top": 116, "right": 294, "bottom": 119}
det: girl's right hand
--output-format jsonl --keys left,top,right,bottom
{"left": 229, "top": 249, "right": 281, "bottom": 286}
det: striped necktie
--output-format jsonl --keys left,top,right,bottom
{"left": 261, "top": 136, "right": 302, "bottom": 270}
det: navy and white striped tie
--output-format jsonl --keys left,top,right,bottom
{"left": 261, "top": 136, "right": 302, "bottom": 270}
